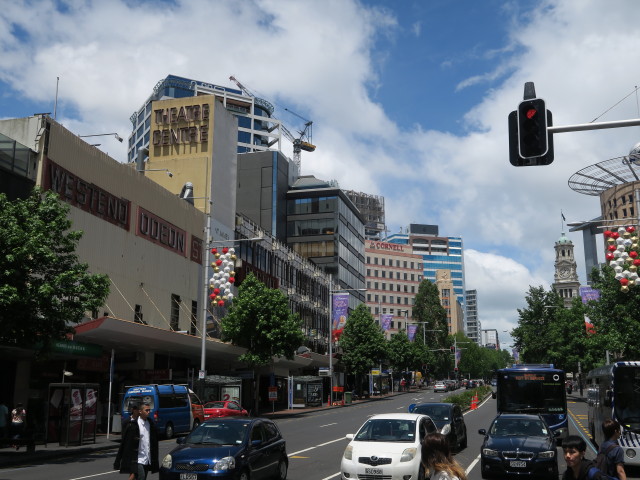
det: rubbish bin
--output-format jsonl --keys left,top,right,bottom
{"left": 344, "top": 391, "right": 352, "bottom": 404}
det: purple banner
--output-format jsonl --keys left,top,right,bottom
{"left": 455, "top": 348, "right": 461, "bottom": 366}
{"left": 512, "top": 348, "right": 519, "bottom": 361}
{"left": 407, "top": 324, "right": 418, "bottom": 342}
{"left": 579, "top": 286, "right": 601, "bottom": 304}
{"left": 332, "top": 292, "right": 349, "bottom": 330}
{"left": 381, "top": 314, "right": 392, "bottom": 331}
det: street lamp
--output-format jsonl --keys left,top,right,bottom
{"left": 79, "top": 132, "right": 123, "bottom": 142}
{"left": 328, "top": 280, "right": 366, "bottom": 405}
{"left": 136, "top": 168, "right": 173, "bottom": 178}
{"left": 198, "top": 234, "right": 265, "bottom": 396}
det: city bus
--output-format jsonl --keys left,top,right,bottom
{"left": 587, "top": 361, "right": 640, "bottom": 466}
{"left": 495, "top": 364, "right": 568, "bottom": 442}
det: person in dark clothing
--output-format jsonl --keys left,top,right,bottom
{"left": 113, "top": 404, "right": 158, "bottom": 480}
{"left": 599, "top": 419, "right": 626, "bottom": 480}
{"left": 562, "top": 435, "right": 607, "bottom": 480}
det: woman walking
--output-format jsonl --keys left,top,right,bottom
{"left": 421, "top": 432, "right": 467, "bottom": 480}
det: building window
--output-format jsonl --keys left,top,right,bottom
{"left": 382, "top": 271, "right": 386, "bottom": 278}
{"left": 134, "top": 304, "right": 144, "bottom": 324}
{"left": 381, "top": 258, "right": 386, "bottom": 266}
{"left": 171, "top": 294, "right": 181, "bottom": 331}
{"left": 374, "top": 257, "right": 378, "bottom": 265}
{"left": 382, "top": 283, "right": 386, "bottom": 290}
{"left": 191, "top": 300, "right": 198, "bottom": 335}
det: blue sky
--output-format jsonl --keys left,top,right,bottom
{"left": 2, "top": 0, "right": 640, "bottom": 346}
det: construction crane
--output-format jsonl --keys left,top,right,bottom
{"left": 228, "top": 75, "right": 315, "bottom": 172}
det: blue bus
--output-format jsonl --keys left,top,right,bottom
{"left": 495, "top": 364, "right": 568, "bottom": 442}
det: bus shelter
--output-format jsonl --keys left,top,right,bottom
{"left": 47, "top": 383, "right": 99, "bottom": 446}
{"left": 203, "top": 375, "right": 243, "bottom": 404}
{"left": 290, "top": 376, "right": 323, "bottom": 408}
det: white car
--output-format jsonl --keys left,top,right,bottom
{"left": 341, "top": 413, "right": 438, "bottom": 480}
{"left": 433, "top": 382, "right": 447, "bottom": 393}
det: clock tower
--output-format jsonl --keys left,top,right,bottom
{"left": 552, "top": 232, "right": 581, "bottom": 307}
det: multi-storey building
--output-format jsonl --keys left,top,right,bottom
{"left": 481, "top": 328, "right": 500, "bottom": 350}
{"left": 385, "top": 224, "right": 466, "bottom": 332}
{"left": 552, "top": 233, "right": 581, "bottom": 308}
{"left": 465, "top": 289, "right": 480, "bottom": 343}
{"left": 364, "top": 240, "right": 423, "bottom": 339}
{"left": 345, "top": 190, "right": 386, "bottom": 241}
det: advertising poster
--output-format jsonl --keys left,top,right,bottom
{"left": 332, "top": 293, "right": 349, "bottom": 330}
{"left": 68, "top": 388, "right": 83, "bottom": 444}
{"left": 83, "top": 388, "right": 97, "bottom": 441}
{"left": 380, "top": 314, "right": 392, "bottom": 331}
{"left": 580, "top": 286, "right": 601, "bottom": 303}
{"left": 407, "top": 324, "right": 417, "bottom": 342}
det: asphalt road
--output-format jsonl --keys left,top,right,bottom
{"left": 2, "top": 388, "right": 637, "bottom": 480}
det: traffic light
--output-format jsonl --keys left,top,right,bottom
{"left": 509, "top": 99, "right": 554, "bottom": 166}
{"left": 450, "top": 346, "right": 455, "bottom": 353}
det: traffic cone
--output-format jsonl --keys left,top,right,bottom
{"left": 471, "top": 393, "right": 478, "bottom": 410}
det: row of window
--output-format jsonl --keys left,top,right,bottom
{"left": 607, "top": 207, "right": 635, "bottom": 220}
{"left": 367, "top": 281, "right": 417, "bottom": 293}
{"left": 288, "top": 196, "right": 338, "bottom": 215}
{"left": 366, "top": 257, "right": 423, "bottom": 269}
{"left": 368, "top": 294, "right": 413, "bottom": 305}
{"left": 366, "top": 269, "right": 422, "bottom": 281}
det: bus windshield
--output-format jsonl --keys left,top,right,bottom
{"left": 497, "top": 369, "right": 566, "bottom": 414}
{"left": 614, "top": 365, "right": 640, "bottom": 428}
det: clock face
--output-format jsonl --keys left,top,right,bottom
{"left": 559, "top": 267, "right": 570, "bottom": 278}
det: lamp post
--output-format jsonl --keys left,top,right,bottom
{"left": 198, "top": 234, "right": 265, "bottom": 398}
{"left": 136, "top": 168, "right": 173, "bottom": 177}
{"left": 328, "top": 280, "right": 366, "bottom": 405}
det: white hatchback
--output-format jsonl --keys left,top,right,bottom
{"left": 433, "top": 382, "right": 447, "bottom": 393}
{"left": 341, "top": 413, "right": 438, "bottom": 480}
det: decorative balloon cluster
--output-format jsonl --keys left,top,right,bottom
{"left": 209, "top": 247, "right": 237, "bottom": 306}
{"left": 604, "top": 226, "right": 639, "bottom": 292}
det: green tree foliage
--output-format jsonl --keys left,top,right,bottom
{"left": 412, "top": 279, "right": 450, "bottom": 377}
{"left": 456, "top": 332, "right": 510, "bottom": 379}
{"left": 387, "top": 330, "right": 425, "bottom": 374}
{"left": 585, "top": 265, "right": 640, "bottom": 361}
{"left": 339, "top": 304, "right": 387, "bottom": 379}
{"left": 0, "top": 190, "right": 110, "bottom": 348}
{"left": 221, "top": 272, "right": 304, "bottom": 367}
{"left": 512, "top": 286, "right": 600, "bottom": 372}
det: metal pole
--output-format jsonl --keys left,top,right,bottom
{"left": 199, "top": 213, "right": 211, "bottom": 398}
{"left": 329, "top": 276, "right": 333, "bottom": 406}
{"left": 548, "top": 118, "right": 640, "bottom": 133}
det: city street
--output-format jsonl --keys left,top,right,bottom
{"left": 1, "top": 388, "right": 636, "bottom": 480}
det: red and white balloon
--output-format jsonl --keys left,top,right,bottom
{"left": 209, "top": 247, "right": 237, "bottom": 306}
{"left": 604, "top": 226, "right": 638, "bottom": 292}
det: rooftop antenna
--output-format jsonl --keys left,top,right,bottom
{"left": 53, "top": 76, "right": 60, "bottom": 120}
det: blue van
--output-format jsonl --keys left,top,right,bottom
{"left": 122, "top": 384, "right": 205, "bottom": 438}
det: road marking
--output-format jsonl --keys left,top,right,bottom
{"left": 289, "top": 436, "right": 347, "bottom": 456}
{"left": 69, "top": 472, "right": 118, "bottom": 480}
{"left": 320, "top": 422, "right": 338, "bottom": 427}
{"left": 290, "top": 455, "right": 309, "bottom": 458}
{"left": 322, "top": 473, "right": 341, "bottom": 480}
{"left": 465, "top": 454, "right": 481, "bottom": 475}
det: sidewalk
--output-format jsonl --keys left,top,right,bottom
{"left": 0, "top": 390, "right": 408, "bottom": 469}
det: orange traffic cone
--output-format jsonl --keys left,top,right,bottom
{"left": 471, "top": 393, "right": 478, "bottom": 410}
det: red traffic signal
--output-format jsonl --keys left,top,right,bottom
{"left": 450, "top": 346, "right": 455, "bottom": 353}
{"left": 517, "top": 98, "right": 549, "bottom": 159}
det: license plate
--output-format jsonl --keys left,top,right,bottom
{"left": 365, "top": 468, "right": 383, "bottom": 475}
{"left": 509, "top": 461, "right": 527, "bottom": 468}
{"left": 180, "top": 474, "right": 198, "bottom": 480}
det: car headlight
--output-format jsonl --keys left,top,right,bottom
{"left": 161, "top": 454, "right": 172, "bottom": 469}
{"left": 401, "top": 447, "right": 417, "bottom": 462}
{"left": 213, "top": 456, "right": 236, "bottom": 471}
{"left": 344, "top": 445, "right": 353, "bottom": 460}
{"left": 482, "top": 448, "right": 499, "bottom": 457}
{"left": 538, "top": 450, "right": 555, "bottom": 459}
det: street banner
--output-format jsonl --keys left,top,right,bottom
{"left": 381, "top": 314, "right": 392, "bottom": 331}
{"left": 579, "top": 286, "right": 600, "bottom": 303}
{"left": 455, "top": 348, "right": 461, "bottom": 366}
{"left": 407, "top": 324, "right": 417, "bottom": 342}
{"left": 512, "top": 348, "right": 520, "bottom": 362}
{"left": 332, "top": 292, "right": 349, "bottom": 330}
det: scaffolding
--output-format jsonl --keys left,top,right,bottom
{"left": 344, "top": 190, "right": 386, "bottom": 240}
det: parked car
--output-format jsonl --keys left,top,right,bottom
{"left": 341, "top": 413, "right": 437, "bottom": 480}
{"left": 408, "top": 402, "right": 467, "bottom": 451}
{"left": 159, "top": 417, "right": 288, "bottom": 480}
{"left": 433, "top": 382, "right": 447, "bottom": 393}
{"left": 478, "top": 413, "right": 559, "bottom": 479}
{"left": 203, "top": 400, "right": 249, "bottom": 419}
{"left": 466, "top": 380, "right": 477, "bottom": 389}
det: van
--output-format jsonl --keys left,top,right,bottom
{"left": 122, "top": 384, "right": 205, "bottom": 438}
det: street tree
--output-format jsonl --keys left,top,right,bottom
{"left": 0, "top": 190, "right": 110, "bottom": 350}
{"left": 387, "top": 330, "right": 425, "bottom": 377}
{"left": 412, "top": 280, "right": 450, "bottom": 377}
{"left": 339, "top": 303, "right": 387, "bottom": 395}
{"left": 221, "top": 272, "right": 304, "bottom": 413}
{"left": 584, "top": 265, "right": 640, "bottom": 362}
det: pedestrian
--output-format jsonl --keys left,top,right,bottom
{"left": 421, "top": 432, "right": 467, "bottom": 480}
{"left": 10, "top": 402, "right": 27, "bottom": 449}
{"left": 598, "top": 419, "right": 626, "bottom": 480}
{"left": 562, "top": 435, "right": 609, "bottom": 480}
{"left": 113, "top": 403, "right": 158, "bottom": 480}
{"left": 400, "top": 378, "right": 406, "bottom": 392}
{"left": 0, "top": 400, "right": 8, "bottom": 438}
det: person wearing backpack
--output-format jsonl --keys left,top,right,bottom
{"left": 597, "top": 419, "right": 626, "bottom": 480}
{"left": 562, "top": 435, "right": 610, "bottom": 480}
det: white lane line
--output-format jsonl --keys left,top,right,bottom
{"left": 69, "top": 472, "right": 118, "bottom": 480}
{"left": 320, "top": 422, "right": 338, "bottom": 427}
{"left": 322, "top": 473, "right": 342, "bottom": 480}
{"left": 465, "top": 454, "right": 481, "bottom": 475}
{"left": 289, "top": 436, "right": 347, "bottom": 456}
{"left": 397, "top": 406, "right": 405, "bottom": 410}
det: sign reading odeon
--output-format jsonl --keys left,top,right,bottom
{"left": 137, "top": 207, "right": 187, "bottom": 256}
{"left": 152, "top": 103, "right": 209, "bottom": 146}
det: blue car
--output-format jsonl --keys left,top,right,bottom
{"left": 159, "top": 417, "right": 288, "bottom": 480}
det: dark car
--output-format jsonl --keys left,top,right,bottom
{"left": 478, "top": 413, "right": 558, "bottom": 479}
{"left": 408, "top": 402, "right": 467, "bottom": 450}
{"left": 159, "top": 417, "right": 288, "bottom": 480}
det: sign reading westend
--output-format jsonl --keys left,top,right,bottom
{"left": 43, "top": 157, "right": 130, "bottom": 230}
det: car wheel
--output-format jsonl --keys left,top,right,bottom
{"left": 275, "top": 457, "right": 288, "bottom": 480}
{"left": 192, "top": 419, "right": 200, "bottom": 430}
{"left": 165, "top": 422, "right": 174, "bottom": 440}
{"left": 240, "top": 469, "right": 250, "bottom": 480}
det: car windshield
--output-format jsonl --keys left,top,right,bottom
{"left": 185, "top": 422, "right": 248, "bottom": 445}
{"left": 205, "top": 402, "right": 226, "bottom": 409}
{"left": 490, "top": 418, "right": 548, "bottom": 437}
{"left": 413, "top": 405, "right": 450, "bottom": 421}
{"left": 355, "top": 419, "right": 416, "bottom": 442}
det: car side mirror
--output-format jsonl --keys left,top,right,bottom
{"left": 251, "top": 439, "right": 263, "bottom": 448}
{"left": 478, "top": 429, "right": 487, "bottom": 435}
{"left": 346, "top": 434, "right": 354, "bottom": 440}
{"left": 408, "top": 404, "right": 416, "bottom": 413}
{"left": 440, "top": 424, "right": 451, "bottom": 435}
